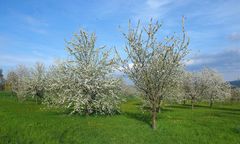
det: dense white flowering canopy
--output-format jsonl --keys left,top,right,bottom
{"left": 7, "top": 63, "right": 46, "bottom": 102}
{"left": 182, "top": 71, "right": 203, "bottom": 106}
{"left": 120, "top": 18, "right": 189, "bottom": 129}
{"left": 45, "top": 30, "right": 123, "bottom": 115}
{"left": 27, "top": 63, "right": 46, "bottom": 100}
{"left": 182, "top": 68, "right": 231, "bottom": 108}
{"left": 7, "top": 65, "right": 30, "bottom": 100}
{"left": 201, "top": 68, "right": 231, "bottom": 106}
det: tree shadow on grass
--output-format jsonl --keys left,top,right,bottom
{"left": 210, "top": 111, "right": 239, "bottom": 118}
{"left": 123, "top": 108, "right": 171, "bottom": 127}
{"left": 232, "top": 126, "right": 240, "bottom": 134}
{"left": 161, "top": 107, "right": 173, "bottom": 112}
{"left": 213, "top": 107, "right": 240, "bottom": 112}
{"left": 166, "top": 105, "right": 191, "bottom": 109}
{"left": 133, "top": 103, "right": 142, "bottom": 106}
{"left": 168, "top": 104, "right": 240, "bottom": 113}
{"left": 123, "top": 111, "right": 151, "bottom": 126}
{"left": 45, "top": 108, "right": 122, "bottom": 119}
{"left": 167, "top": 104, "right": 211, "bottom": 109}
{"left": 194, "top": 104, "right": 210, "bottom": 108}
{"left": 222, "top": 111, "right": 240, "bottom": 116}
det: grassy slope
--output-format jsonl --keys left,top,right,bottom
{"left": 0, "top": 91, "right": 240, "bottom": 144}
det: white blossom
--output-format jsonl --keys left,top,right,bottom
{"left": 7, "top": 65, "right": 30, "bottom": 100}
{"left": 45, "top": 29, "right": 123, "bottom": 115}
{"left": 182, "top": 71, "right": 203, "bottom": 109}
{"left": 119, "top": 18, "right": 189, "bottom": 129}
{"left": 201, "top": 68, "right": 231, "bottom": 107}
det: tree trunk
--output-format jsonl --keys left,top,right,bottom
{"left": 183, "top": 99, "right": 186, "bottom": 105}
{"left": 209, "top": 100, "right": 213, "bottom": 108}
{"left": 151, "top": 106, "right": 157, "bottom": 129}
{"left": 11, "top": 91, "right": 14, "bottom": 97}
{"left": 157, "top": 106, "right": 161, "bottom": 113}
{"left": 157, "top": 100, "right": 162, "bottom": 113}
{"left": 191, "top": 100, "right": 194, "bottom": 109}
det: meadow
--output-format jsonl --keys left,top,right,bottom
{"left": 0, "top": 91, "right": 240, "bottom": 144}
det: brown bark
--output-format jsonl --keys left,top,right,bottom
{"left": 191, "top": 99, "right": 194, "bottom": 109}
{"left": 209, "top": 100, "right": 213, "bottom": 108}
{"left": 157, "top": 100, "right": 162, "bottom": 113}
{"left": 183, "top": 99, "right": 186, "bottom": 105}
{"left": 151, "top": 105, "right": 157, "bottom": 129}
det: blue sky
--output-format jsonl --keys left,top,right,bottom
{"left": 0, "top": 0, "right": 240, "bottom": 80}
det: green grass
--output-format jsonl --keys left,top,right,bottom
{"left": 0, "top": 91, "right": 240, "bottom": 144}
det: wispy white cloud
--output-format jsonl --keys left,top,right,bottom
{"left": 0, "top": 33, "right": 64, "bottom": 71}
{"left": 0, "top": 54, "right": 55, "bottom": 67}
{"left": 15, "top": 13, "right": 49, "bottom": 34}
{"left": 188, "top": 1, "right": 240, "bottom": 26}
{"left": 21, "top": 14, "right": 48, "bottom": 27}
{"left": 131, "top": 0, "right": 192, "bottom": 21}
{"left": 0, "top": 53, "right": 56, "bottom": 77}
{"left": 29, "top": 28, "right": 48, "bottom": 34}
{"left": 187, "top": 47, "right": 240, "bottom": 80}
{"left": 146, "top": 0, "right": 172, "bottom": 10}
{"left": 228, "top": 32, "right": 240, "bottom": 42}
{"left": 133, "top": 0, "right": 173, "bottom": 20}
